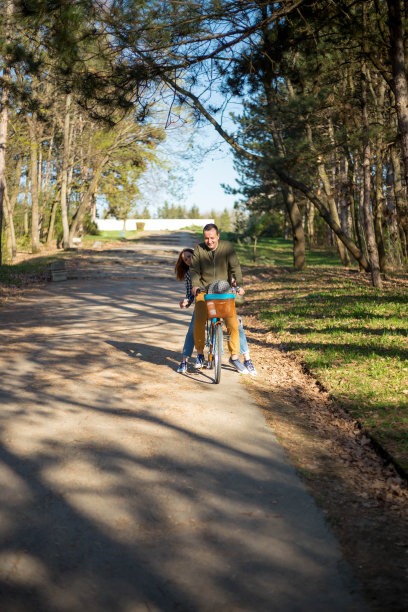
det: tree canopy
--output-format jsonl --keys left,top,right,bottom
{"left": 1, "top": 1, "right": 408, "bottom": 286}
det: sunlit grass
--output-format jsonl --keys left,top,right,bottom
{"left": 81, "top": 230, "right": 140, "bottom": 243}
{"left": 225, "top": 236, "right": 344, "bottom": 267}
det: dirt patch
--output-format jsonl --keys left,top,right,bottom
{"left": 239, "top": 309, "right": 408, "bottom": 611}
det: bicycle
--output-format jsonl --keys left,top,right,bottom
{"left": 197, "top": 288, "right": 237, "bottom": 384}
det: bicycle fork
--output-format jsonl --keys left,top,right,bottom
{"left": 205, "top": 319, "right": 223, "bottom": 368}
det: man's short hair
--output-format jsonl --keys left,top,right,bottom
{"left": 203, "top": 223, "right": 219, "bottom": 234}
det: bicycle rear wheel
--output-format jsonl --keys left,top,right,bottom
{"left": 213, "top": 323, "right": 223, "bottom": 384}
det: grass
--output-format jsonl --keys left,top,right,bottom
{"left": 222, "top": 235, "right": 344, "bottom": 268}
{"left": 240, "top": 239, "right": 408, "bottom": 472}
{"left": 0, "top": 252, "right": 71, "bottom": 287}
{"left": 81, "top": 230, "right": 140, "bottom": 244}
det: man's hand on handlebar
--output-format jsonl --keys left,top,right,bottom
{"left": 192, "top": 286, "right": 200, "bottom": 297}
{"left": 231, "top": 278, "right": 245, "bottom": 296}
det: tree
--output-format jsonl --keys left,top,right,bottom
{"left": 0, "top": 0, "right": 13, "bottom": 264}
{"left": 5, "top": 0, "right": 408, "bottom": 282}
{"left": 386, "top": 0, "right": 408, "bottom": 185}
{"left": 188, "top": 204, "right": 200, "bottom": 218}
{"left": 100, "top": 165, "right": 142, "bottom": 230}
{"left": 141, "top": 205, "right": 151, "bottom": 219}
{"left": 219, "top": 208, "right": 231, "bottom": 231}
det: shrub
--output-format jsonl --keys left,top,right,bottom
{"left": 136, "top": 222, "right": 145, "bottom": 231}
{"left": 83, "top": 214, "right": 100, "bottom": 236}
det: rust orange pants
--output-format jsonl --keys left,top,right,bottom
{"left": 193, "top": 292, "right": 239, "bottom": 355}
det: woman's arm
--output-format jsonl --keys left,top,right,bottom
{"left": 184, "top": 269, "right": 194, "bottom": 307}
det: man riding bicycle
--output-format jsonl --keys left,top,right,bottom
{"left": 190, "top": 223, "right": 254, "bottom": 374}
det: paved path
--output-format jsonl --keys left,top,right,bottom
{"left": 0, "top": 233, "right": 367, "bottom": 611}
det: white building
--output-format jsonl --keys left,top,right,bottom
{"left": 96, "top": 218, "right": 215, "bottom": 232}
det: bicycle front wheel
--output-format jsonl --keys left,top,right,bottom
{"left": 213, "top": 323, "right": 223, "bottom": 384}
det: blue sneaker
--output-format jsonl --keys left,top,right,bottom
{"left": 177, "top": 361, "right": 188, "bottom": 374}
{"left": 244, "top": 359, "right": 257, "bottom": 376}
{"left": 194, "top": 354, "right": 204, "bottom": 369}
{"left": 229, "top": 357, "right": 249, "bottom": 374}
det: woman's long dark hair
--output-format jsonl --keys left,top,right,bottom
{"left": 175, "top": 248, "right": 194, "bottom": 281}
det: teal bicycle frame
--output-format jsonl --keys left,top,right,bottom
{"left": 204, "top": 293, "right": 235, "bottom": 384}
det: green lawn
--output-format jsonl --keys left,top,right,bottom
{"left": 224, "top": 235, "right": 344, "bottom": 268}
{"left": 81, "top": 230, "right": 140, "bottom": 243}
{"left": 240, "top": 239, "right": 408, "bottom": 472}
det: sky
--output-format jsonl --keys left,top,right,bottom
{"left": 98, "top": 97, "right": 244, "bottom": 218}
{"left": 138, "top": 91, "right": 244, "bottom": 217}
{"left": 182, "top": 129, "right": 241, "bottom": 215}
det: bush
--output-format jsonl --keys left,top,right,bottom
{"left": 219, "top": 231, "right": 242, "bottom": 243}
{"left": 136, "top": 222, "right": 145, "bottom": 231}
{"left": 83, "top": 214, "right": 100, "bottom": 236}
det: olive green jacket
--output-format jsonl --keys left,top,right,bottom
{"left": 189, "top": 240, "right": 243, "bottom": 289}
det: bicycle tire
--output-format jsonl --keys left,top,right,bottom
{"left": 213, "top": 323, "right": 223, "bottom": 384}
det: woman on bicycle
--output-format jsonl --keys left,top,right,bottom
{"left": 174, "top": 247, "right": 257, "bottom": 376}
{"left": 174, "top": 248, "right": 195, "bottom": 373}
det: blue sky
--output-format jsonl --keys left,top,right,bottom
{"left": 135, "top": 120, "right": 243, "bottom": 217}
{"left": 97, "top": 97, "right": 245, "bottom": 219}
{"left": 184, "top": 139, "right": 240, "bottom": 215}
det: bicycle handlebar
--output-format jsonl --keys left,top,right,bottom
{"left": 196, "top": 286, "right": 240, "bottom": 296}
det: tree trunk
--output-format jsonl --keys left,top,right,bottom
{"left": 27, "top": 113, "right": 40, "bottom": 253}
{"left": 46, "top": 199, "right": 58, "bottom": 246}
{"left": 68, "top": 156, "right": 109, "bottom": 245}
{"left": 252, "top": 235, "right": 257, "bottom": 262}
{"left": 4, "top": 153, "right": 22, "bottom": 261}
{"left": 361, "top": 51, "right": 382, "bottom": 288}
{"left": 390, "top": 143, "right": 408, "bottom": 253}
{"left": 339, "top": 158, "right": 351, "bottom": 245}
{"left": 399, "top": 226, "right": 408, "bottom": 259}
{"left": 319, "top": 158, "right": 350, "bottom": 265}
{"left": 373, "top": 146, "right": 388, "bottom": 272}
{"left": 3, "top": 184, "right": 16, "bottom": 261}
{"left": 39, "top": 124, "right": 55, "bottom": 239}
{"left": 91, "top": 192, "right": 97, "bottom": 221}
{"left": 283, "top": 185, "right": 306, "bottom": 269}
{"left": 306, "top": 124, "right": 349, "bottom": 265}
{"left": 0, "top": 96, "right": 8, "bottom": 264}
{"left": 386, "top": 152, "right": 404, "bottom": 267}
{"left": 61, "top": 93, "right": 72, "bottom": 248}
{"left": 0, "top": 0, "right": 13, "bottom": 265}
{"left": 306, "top": 200, "right": 315, "bottom": 248}
{"left": 387, "top": 0, "right": 408, "bottom": 184}
{"left": 37, "top": 134, "right": 43, "bottom": 234}
{"left": 23, "top": 174, "right": 29, "bottom": 235}
{"left": 351, "top": 158, "right": 365, "bottom": 258}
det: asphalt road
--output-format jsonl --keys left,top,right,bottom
{"left": 0, "top": 232, "right": 367, "bottom": 611}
